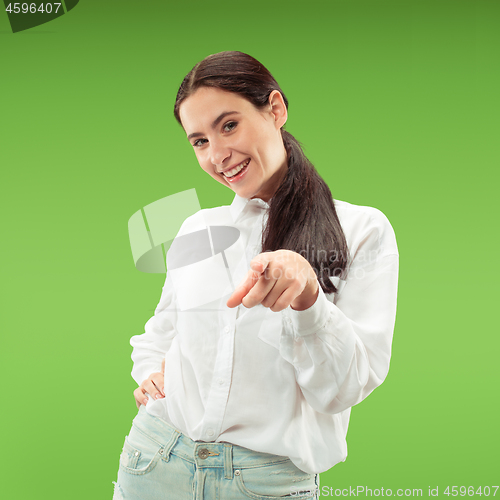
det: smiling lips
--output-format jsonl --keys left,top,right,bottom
{"left": 222, "top": 158, "right": 250, "bottom": 178}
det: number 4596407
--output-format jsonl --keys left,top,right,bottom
{"left": 444, "top": 486, "right": 499, "bottom": 497}
{"left": 5, "top": 3, "right": 62, "bottom": 14}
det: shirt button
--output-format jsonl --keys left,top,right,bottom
{"left": 206, "top": 428, "right": 214, "bottom": 437}
{"left": 285, "top": 317, "right": 292, "bottom": 325}
{"left": 223, "top": 326, "right": 230, "bottom": 334}
{"left": 218, "top": 378, "right": 224, "bottom": 385}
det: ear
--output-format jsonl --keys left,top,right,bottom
{"left": 268, "top": 90, "right": 288, "bottom": 129}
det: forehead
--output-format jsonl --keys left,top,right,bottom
{"left": 179, "top": 87, "right": 256, "bottom": 131}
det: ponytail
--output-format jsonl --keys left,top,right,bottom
{"left": 262, "top": 130, "right": 349, "bottom": 294}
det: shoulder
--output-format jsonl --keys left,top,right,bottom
{"left": 333, "top": 199, "right": 399, "bottom": 260}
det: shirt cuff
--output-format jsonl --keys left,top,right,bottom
{"left": 282, "top": 284, "right": 331, "bottom": 337}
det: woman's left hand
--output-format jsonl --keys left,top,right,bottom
{"left": 226, "top": 250, "right": 319, "bottom": 312}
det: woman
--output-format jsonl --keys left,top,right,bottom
{"left": 113, "top": 51, "right": 399, "bottom": 500}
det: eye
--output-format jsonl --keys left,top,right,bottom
{"left": 223, "top": 121, "right": 238, "bottom": 133}
{"left": 193, "top": 138, "right": 208, "bottom": 148}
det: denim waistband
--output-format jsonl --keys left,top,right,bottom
{"left": 132, "top": 405, "right": 292, "bottom": 479}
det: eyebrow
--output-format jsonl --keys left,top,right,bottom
{"left": 187, "top": 111, "right": 241, "bottom": 141}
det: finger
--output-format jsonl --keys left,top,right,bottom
{"left": 242, "top": 269, "right": 278, "bottom": 309}
{"left": 259, "top": 278, "right": 288, "bottom": 309}
{"left": 226, "top": 268, "right": 261, "bottom": 308}
{"left": 269, "top": 283, "right": 302, "bottom": 312}
{"left": 151, "top": 373, "right": 165, "bottom": 397}
{"left": 133, "top": 387, "right": 148, "bottom": 408}
{"left": 141, "top": 376, "right": 165, "bottom": 400}
{"left": 151, "top": 379, "right": 165, "bottom": 398}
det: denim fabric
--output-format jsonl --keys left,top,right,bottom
{"left": 113, "top": 405, "right": 319, "bottom": 500}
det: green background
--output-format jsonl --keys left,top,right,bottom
{"left": 1, "top": 0, "right": 498, "bottom": 498}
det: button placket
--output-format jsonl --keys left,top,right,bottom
{"left": 201, "top": 305, "right": 237, "bottom": 441}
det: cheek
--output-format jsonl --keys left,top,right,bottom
{"left": 262, "top": 136, "right": 284, "bottom": 166}
{"left": 233, "top": 129, "right": 259, "bottom": 153}
{"left": 254, "top": 131, "right": 275, "bottom": 157}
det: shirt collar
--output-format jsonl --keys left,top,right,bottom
{"left": 230, "top": 193, "right": 270, "bottom": 222}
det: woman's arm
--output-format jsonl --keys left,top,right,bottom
{"left": 129, "top": 269, "right": 178, "bottom": 396}
{"left": 280, "top": 251, "right": 398, "bottom": 414}
{"left": 228, "top": 206, "right": 399, "bottom": 415}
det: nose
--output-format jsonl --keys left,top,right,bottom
{"left": 210, "top": 139, "right": 231, "bottom": 170}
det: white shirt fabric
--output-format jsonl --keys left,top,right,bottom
{"left": 130, "top": 193, "right": 399, "bottom": 474}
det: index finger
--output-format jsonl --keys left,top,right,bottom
{"left": 226, "top": 268, "right": 261, "bottom": 308}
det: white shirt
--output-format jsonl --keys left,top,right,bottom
{"left": 130, "top": 193, "right": 399, "bottom": 474}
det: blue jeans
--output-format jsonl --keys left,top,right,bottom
{"left": 113, "top": 405, "right": 319, "bottom": 499}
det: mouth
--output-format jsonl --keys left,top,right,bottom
{"left": 222, "top": 158, "right": 250, "bottom": 182}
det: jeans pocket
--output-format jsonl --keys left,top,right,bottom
{"left": 235, "top": 461, "right": 318, "bottom": 499}
{"left": 119, "top": 437, "right": 141, "bottom": 469}
{"left": 119, "top": 427, "right": 164, "bottom": 476}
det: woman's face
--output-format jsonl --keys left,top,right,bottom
{"left": 179, "top": 87, "right": 288, "bottom": 202}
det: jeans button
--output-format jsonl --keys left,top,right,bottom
{"left": 198, "top": 448, "right": 209, "bottom": 459}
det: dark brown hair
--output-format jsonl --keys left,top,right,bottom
{"left": 174, "top": 51, "right": 348, "bottom": 294}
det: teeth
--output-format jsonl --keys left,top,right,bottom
{"left": 224, "top": 159, "right": 249, "bottom": 178}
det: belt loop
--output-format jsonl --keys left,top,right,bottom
{"left": 224, "top": 444, "right": 233, "bottom": 479}
{"left": 162, "top": 429, "right": 181, "bottom": 463}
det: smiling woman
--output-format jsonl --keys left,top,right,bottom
{"left": 179, "top": 86, "right": 288, "bottom": 203}
{"left": 112, "top": 51, "right": 399, "bottom": 500}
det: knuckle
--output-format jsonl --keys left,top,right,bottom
{"left": 270, "top": 268, "right": 283, "bottom": 280}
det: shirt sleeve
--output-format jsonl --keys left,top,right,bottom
{"left": 129, "top": 262, "right": 178, "bottom": 386}
{"left": 280, "top": 208, "right": 399, "bottom": 414}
